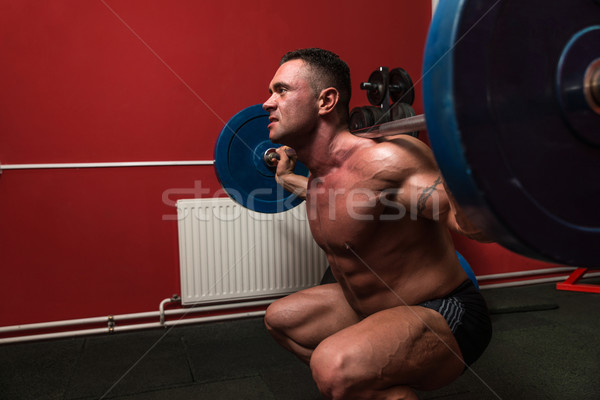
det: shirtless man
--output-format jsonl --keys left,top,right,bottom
{"left": 262, "top": 48, "right": 492, "bottom": 400}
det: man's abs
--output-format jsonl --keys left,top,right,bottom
{"left": 324, "top": 240, "right": 469, "bottom": 316}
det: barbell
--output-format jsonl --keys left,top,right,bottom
{"left": 214, "top": 0, "right": 600, "bottom": 267}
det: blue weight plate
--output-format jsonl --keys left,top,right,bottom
{"left": 424, "top": 0, "right": 600, "bottom": 267}
{"left": 214, "top": 104, "right": 309, "bottom": 213}
{"left": 456, "top": 252, "right": 479, "bottom": 291}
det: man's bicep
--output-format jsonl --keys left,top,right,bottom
{"left": 413, "top": 173, "right": 493, "bottom": 241}
{"left": 411, "top": 174, "right": 453, "bottom": 222}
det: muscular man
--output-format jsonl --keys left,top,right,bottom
{"left": 262, "top": 48, "right": 492, "bottom": 400}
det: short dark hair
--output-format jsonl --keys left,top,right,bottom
{"left": 281, "top": 48, "right": 351, "bottom": 122}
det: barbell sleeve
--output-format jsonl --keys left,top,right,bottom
{"left": 352, "top": 114, "right": 427, "bottom": 138}
{"left": 263, "top": 148, "right": 280, "bottom": 167}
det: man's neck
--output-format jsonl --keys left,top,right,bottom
{"left": 295, "top": 122, "right": 351, "bottom": 177}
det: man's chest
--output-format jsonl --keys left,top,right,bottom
{"left": 305, "top": 173, "right": 397, "bottom": 250}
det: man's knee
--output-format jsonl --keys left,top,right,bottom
{"left": 310, "top": 339, "right": 359, "bottom": 399}
{"left": 264, "top": 300, "right": 285, "bottom": 335}
{"left": 310, "top": 334, "right": 420, "bottom": 400}
{"left": 264, "top": 297, "right": 303, "bottom": 339}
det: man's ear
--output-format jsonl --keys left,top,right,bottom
{"left": 317, "top": 87, "right": 340, "bottom": 116}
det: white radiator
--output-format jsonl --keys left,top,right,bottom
{"left": 177, "top": 198, "right": 327, "bottom": 305}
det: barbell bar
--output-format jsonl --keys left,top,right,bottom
{"left": 351, "top": 114, "right": 427, "bottom": 138}
{"left": 214, "top": 0, "right": 600, "bottom": 267}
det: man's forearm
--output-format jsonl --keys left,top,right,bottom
{"left": 276, "top": 173, "right": 309, "bottom": 200}
{"left": 452, "top": 210, "right": 494, "bottom": 243}
{"left": 443, "top": 179, "right": 493, "bottom": 243}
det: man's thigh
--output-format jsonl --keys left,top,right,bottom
{"left": 265, "top": 283, "right": 362, "bottom": 350}
{"left": 311, "top": 305, "right": 465, "bottom": 392}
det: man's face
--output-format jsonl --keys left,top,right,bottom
{"left": 263, "top": 59, "right": 319, "bottom": 145}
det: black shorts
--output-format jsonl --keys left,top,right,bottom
{"left": 419, "top": 280, "right": 492, "bottom": 367}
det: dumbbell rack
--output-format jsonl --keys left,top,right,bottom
{"left": 360, "top": 66, "right": 393, "bottom": 117}
{"left": 350, "top": 66, "right": 418, "bottom": 136}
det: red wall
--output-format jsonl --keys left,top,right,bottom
{"left": 0, "top": 0, "right": 555, "bottom": 328}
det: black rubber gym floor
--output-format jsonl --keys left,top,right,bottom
{"left": 1, "top": 279, "right": 599, "bottom": 400}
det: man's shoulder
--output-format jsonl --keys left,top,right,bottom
{"left": 349, "top": 136, "right": 436, "bottom": 173}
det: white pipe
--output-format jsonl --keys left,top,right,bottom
{"left": 481, "top": 275, "right": 572, "bottom": 290}
{"left": 0, "top": 299, "right": 273, "bottom": 335}
{"left": 0, "top": 327, "right": 110, "bottom": 344}
{"left": 163, "top": 300, "right": 273, "bottom": 315}
{"left": 0, "top": 315, "right": 110, "bottom": 333}
{"left": 2, "top": 267, "right": 597, "bottom": 343}
{"left": 159, "top": 296, "right": 182, "bottom": 325}
{"left": 162, "top": 311, "right": 265, "bottom": 327}
{"left": 0, "top": 311, "right": 266, "bottom": 345}
{"left": 159, "top": 298, "right": 171, "bottom": 325}
{"left": 480, "top": 271, "right": 600, "bottom": 290}
{"left": 0, "top": 160, "right": 214, "bottom": 171}
{"left": 477, "top": 267, "right": 576, "bottom": 282}
{"left": 109, "top": 310, "right": 267, "bottom": 333}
